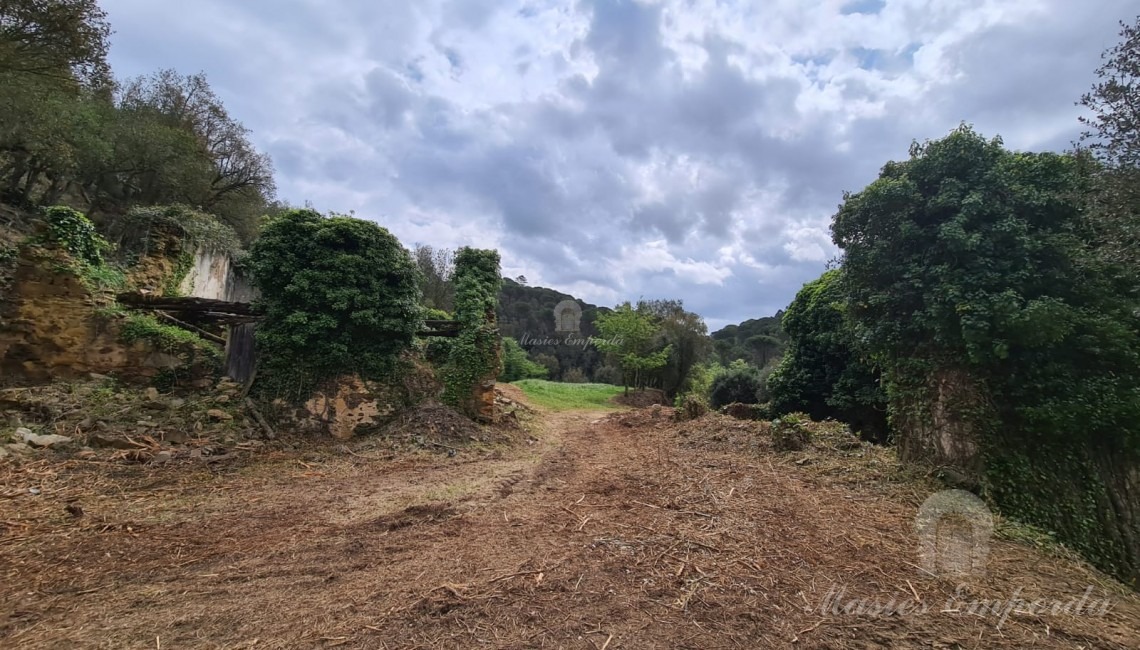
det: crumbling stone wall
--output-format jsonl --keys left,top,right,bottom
{"left": 0, "top": 248, "right": 213, "bottom": 385}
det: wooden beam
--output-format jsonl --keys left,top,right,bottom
{"left": 154, "top": 311, "right": 226, "bottom": 346}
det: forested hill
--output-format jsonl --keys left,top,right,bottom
{"left": 709, "top": 313, "right": 786, "bottom": 367}
{"left": 497, "top": 278, "right": 610, "bottom": 382}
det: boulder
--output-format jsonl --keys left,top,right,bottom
{"left": 19, "top": 429, "right": 72, "bottom": 448}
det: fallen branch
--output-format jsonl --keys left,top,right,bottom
{"left": 244, "top": 399, "right": 275, "bottom": 440}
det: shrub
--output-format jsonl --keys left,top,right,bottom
{"left": 562, "top": 367, "right": 588, "bottom": 383}
{"left": 42, "top": 205, "right": 108, "bottom": 266}
{"left": 593, "top": 365, "right": 622, "bottom": 386}
{"left": 247, "top": 209, "right": 421, "bottom": 399}
{"left": 111, "top": 204, "right": 242, "bottom": 258}
{"left": 709, "top": 365, "right": 762, "bottom": 408}
{"left": 771, "top": 412, "right": 811, "bottom": 452}
{"left": 499, "top": 336, "right": 548, "bottom": 382}
{"left": 674, "top": 393, "right": 710, "bottom": 421}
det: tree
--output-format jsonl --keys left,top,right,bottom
{"left": 593, "top": 302, "right": 671, "bottom": 393}
{"left": 499, "top": 337, "right": 548, "bottom": 382}
{"left": 765, "top": 269, "right": 887, "bottom": 440}
{"left": 1080, "top": 16, "right": 1140, "bottom": 168}
{"left": 413, "top": 244, "right": 455, "bottom": 312}
{"left": 246, "top": 209, "right": 421, "bottom": 399}
{"left": 99, "top": 70, "right": 275, "bottom": 239}
{"left": 709, "top": 363, "right": 762, "bottom": 409}
{"left": 637, "top": 299, "right": 711, "bottom": 398}
{"left": 0, "top": 0, "right": 111, "bottom": 86}
{"left": 832, "top": 125, "right": 1140, "bottom": 584}
{"left": 1078, "top": 16, "right": 1140, "bottom": 274}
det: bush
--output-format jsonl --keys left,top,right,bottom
{"left": 247, "top": 209, "right": 421, "bottom": 399}
{"left": 674, "top": 393, "right": 710, "bottom": 421}
{"left": 593, "top": 364, "right": 622, "bottom": 386}
{"left": 562, "top": 367, "right": 588, "bottom": 383}
{"left": 771, "top": 412, "right": 811, "bottom": 452}
{"left": 709, "top": 365, "right": 762, "bottom": 408}
{"left": 42, "top": 206, "right": 108, "bottom": 266}
{"left": 499, "top": 336, "right": 548, "bottom": 382}
{"left": 111, "top": 204, "right": 242, "bottom": 259}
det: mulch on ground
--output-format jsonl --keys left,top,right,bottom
{"left": 2, "top": 400, "right": 1138, "bottom": 649}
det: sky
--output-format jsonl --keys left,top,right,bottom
{"left": 97, "top": 0, "right": 1133, "bottom": 330}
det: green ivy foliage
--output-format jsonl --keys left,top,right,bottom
{"left": 118, "top": 313, "right": 222, "bottom": 384}
{"left": 42, "top": 205, "right": 107, "bottom": 266}
{"left": 111, "top": 204, "right": 243, "bottom": 259}
{"left": 832, "top": 125, "right": 1140, "bottom": 583}
{"left": 442, "top": 248, "right": 502, "bottom": 416}
{"left": 766, "top": 269, "right": 888, "bottom": 440}
{"left": 246, "top": 209, "right": 421, "bottom": 400}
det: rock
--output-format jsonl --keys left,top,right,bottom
{"left": 152, "top": 451, "right": 173, "bottom": 464}
{"left": 89, "top": 373, "right": 111, "bottom": 381}
{"left": 145, "top": 387, "right": 160, "bottom": 401}
{"left": 87, "top": 433, "right": 135, "bottom": 450}
{"left": 5, "top": 443, "right": 33, "bottom": 456}
{"left": 20, "top": 430, "right": 72, "bottom": 448}
{"left": 75, "top": 450, "right": 97, "bottom": 460}
{"left": 169, "top": 398, "right": 186, "bottom": 409}
{"left": 14, "top": 427, "right": 34, "bottom": 440}
{"left": 163, "top": 430, "right": 188, "bottom": 444}
{"left": 207, "top": 409, "right": 233, "bottom": 421}
{"left": 189, "top": 448, "right": 203, "bottom": 460}
{"left": 77, "top": 417, "right": 94, "bottom": 431}
{"left": 0, "top": 447, "right": 8, "bottom": 459}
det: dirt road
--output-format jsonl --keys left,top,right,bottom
{"left": 3, "top": 400, "right": 1139, "bottom": 649}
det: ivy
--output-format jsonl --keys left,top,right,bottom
{"left": 163, "top": 251, "right": 194, "bottom": 297}
{"left": 41, "top": 205, "right": 108, "bottom": 266}
{"left": 832, "top": 125, "right": 1140, "bottom": 584}
{"left": 111, "top": 204, "right": 243, "bottom": 260}
{"left": 119, "top": 313, "right": 222, "bottom": 384}
{"left": 442, "top": 248, "right": 502, "bottom": 417}
{"left": 36, "top": 205, "right": 126, "bottom": 292}
{"left": 246, "top": 209, "right": 421, "bottom": 401}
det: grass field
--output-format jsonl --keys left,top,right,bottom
{"left": 511, "top": 379, "right": 625, "bottom": 411}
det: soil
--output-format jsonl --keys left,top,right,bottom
{"left": 613, "top": 388, "right": 669, "bottom": 408}
{"left": 2, "top": 390, "right": 1139, "bottom": 649}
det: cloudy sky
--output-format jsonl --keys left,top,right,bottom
{"left": 98, "top": 0, "right": 1132, "bottom": 329}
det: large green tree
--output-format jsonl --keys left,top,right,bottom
{"left": 637, "top": 299, "right": 711, "bottom": 398}
{"left": 833, "top": 125, "right": 1140, "bottom": 584}
{"left": 593, "top": 302, "right": 671, "bottom": 393}
{"left": 1078, "top": 16, "right": 1140, "bottom": 275}
{"left": 766, "top": 269, "right": 887, "bottom": 440}
{"left": 246, "top": 209, "right": 421, "bottom": 399}
{"left": 0, "top": 0, "right": 111, "bottom": 85}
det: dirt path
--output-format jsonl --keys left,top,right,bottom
{"left": 3, "top": 402, "right": 1140, "bottom": 649}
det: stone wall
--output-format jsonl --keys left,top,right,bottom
{"left": 0, "top": 248, "right": 214, "bottom": 385}
{"left": 178, "top": 248, "right": 257, "bottom": 302}
{"left": 283, "top": 356, "right": 443, "bottom": 438}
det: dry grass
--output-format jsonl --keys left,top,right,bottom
{"left": 2, "top": 397, "right": 1138, "bottom": 649}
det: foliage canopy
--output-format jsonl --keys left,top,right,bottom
{"left": 246, "top": 209, "right": 421, "bottom": 399}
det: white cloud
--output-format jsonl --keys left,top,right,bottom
{"left": 97, "top": 0, "right": 1134, "bottom": 324}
